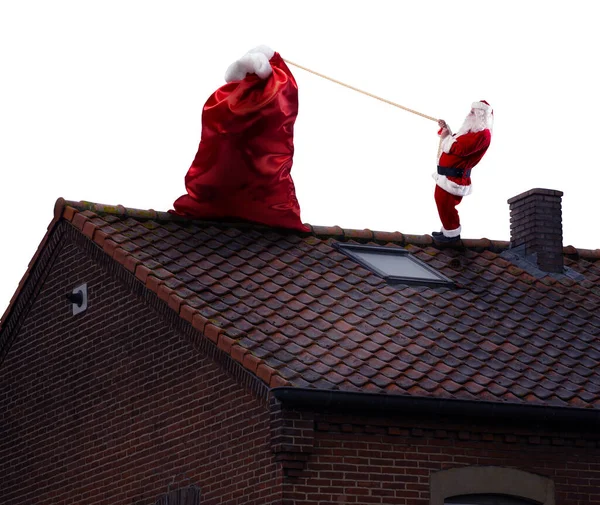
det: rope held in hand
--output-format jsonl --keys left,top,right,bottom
{"left": 283, "top": 59, "right": 438, "bottom": 123}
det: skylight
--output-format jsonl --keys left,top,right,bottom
{"left": 335, "top": 243, "right": 454, "bottom": 288}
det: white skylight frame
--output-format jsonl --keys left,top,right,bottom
{"left": 335, "top": 243, "right": 455, "bottom": 288}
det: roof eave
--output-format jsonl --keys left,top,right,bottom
{"left": 272, "top": 387, "right": 600, "bottom": 428}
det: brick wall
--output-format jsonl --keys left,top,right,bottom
{"left": 282, "top": 412, "right": 600, "bottom": 505}
{"left": 0, "top": 227, "right": 282, "bottom": 505}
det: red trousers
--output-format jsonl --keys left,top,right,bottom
{"left": 434, "top": 185, "right": 462, "bottom": 235}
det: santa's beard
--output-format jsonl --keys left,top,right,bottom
{"left": 456, "top": 110, "right": 492, "bottom": 135}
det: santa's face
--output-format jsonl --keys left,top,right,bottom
{"left": 458, "top": 108, "right": 488, "bottom": 134}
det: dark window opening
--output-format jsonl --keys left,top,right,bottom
{"left": 335, "top": 243, "right": 454, "bottom": 288}
{"left": 446, "top": 494, "right": 540, "bottom": 505}
{"left": 155, "top": 485, "right": 201, "bottom": 505}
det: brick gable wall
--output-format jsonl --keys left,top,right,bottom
{"left": 0, "top": 227, "right": 282, "bottom": 505}
{"left": 281, "top": 412, "right": 600, "bottom": 505}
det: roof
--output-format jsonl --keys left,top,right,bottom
{"left": 3, "top": 198, "right": 600, "bottom": 411}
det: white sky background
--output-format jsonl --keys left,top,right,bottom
{"left": 1, "top": 0, "right": 599, "bottom": 315}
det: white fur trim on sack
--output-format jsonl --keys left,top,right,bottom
{"left": 224, "top": 45, "right": 276, "bottom": 83}
{"left": 431, "top": 173, "right": 473, "bottom": 197}
{"left": 247, "top": 45, "right": 275, "bottom": 60}
{"left": 442, "top": 224, "right": 462, "bottom": 238}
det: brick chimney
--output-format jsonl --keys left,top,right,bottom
{"left": 507, "top": 188, "right": 564, "bottom": 273}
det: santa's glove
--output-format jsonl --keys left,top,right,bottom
{"left": 437, "top": 119, "right": 452, "bottom": 138}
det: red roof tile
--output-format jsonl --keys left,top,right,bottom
{"left": 3, "top": 198, "right": 600, "bottom": 410}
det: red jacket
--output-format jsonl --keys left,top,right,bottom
{"left": 434, "top": 129, "right": 491, "bottom": 196}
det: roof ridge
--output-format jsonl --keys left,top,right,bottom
{"left": 58, "top": 198, "right": 600, "bottom": 258}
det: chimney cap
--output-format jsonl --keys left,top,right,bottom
{"left": 507, "top": 188, "right": 563, "bottom": 205}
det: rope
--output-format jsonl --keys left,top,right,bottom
{"left": 283, "top": 59, "right": 439, "bottom": 123}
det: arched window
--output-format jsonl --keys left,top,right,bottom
{"left": 430, "top": 467, "right": 554, "bottom": 505}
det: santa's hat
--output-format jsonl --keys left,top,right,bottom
{"left": 472, "top": 100, "right": 493, "bottom": 114}
{"left": 224, "top": 45, "right": 275, "bottom": 82}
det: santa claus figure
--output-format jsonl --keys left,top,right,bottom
{"left": 432, "top": 100, "right": 493, "bottom": 242}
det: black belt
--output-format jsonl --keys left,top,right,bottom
{"left": 437, "top": 166, "right": 471, "bottom": 178}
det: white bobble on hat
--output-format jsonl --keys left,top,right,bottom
{"left": 472, "top": 100, "right": 492, "bottom": 113}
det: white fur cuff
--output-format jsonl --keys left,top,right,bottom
{"left": 224, "top": 45, "right": 276, "bottom": 83}
{"left": 442, "top": 225, "right": 462, "bottom": 237}
{"left": 440, "top": 134, "right": 456, "bottom": 154}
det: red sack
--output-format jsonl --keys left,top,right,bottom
{"left": 172, "top": 48, "right": 308, "bottom": 231}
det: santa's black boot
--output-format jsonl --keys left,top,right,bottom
{"left": 434, "top": 234, "right": 460, "bottom": 243}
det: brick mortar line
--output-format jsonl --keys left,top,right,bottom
{"left": 315, "top": 420, "right": 600, "bottom": 447}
